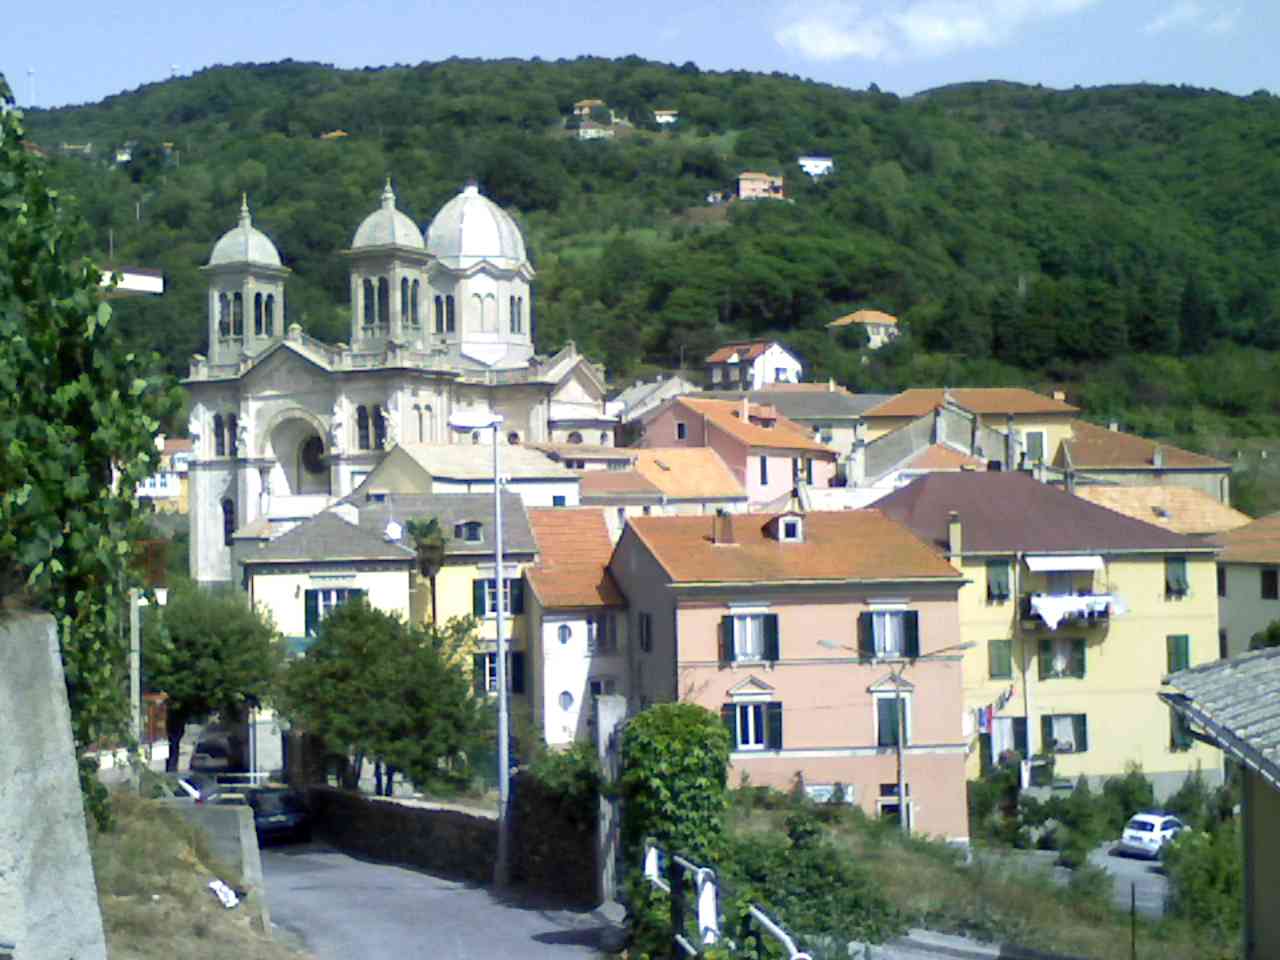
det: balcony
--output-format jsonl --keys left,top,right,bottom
{"left": 1020, "top": 593, "right": 1117, "bottom": 631}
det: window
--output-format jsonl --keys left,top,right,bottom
{"left": 552, "top": 495, "right": 567, "bottom": 507}
{"left": 232, "top": 292, "right": 243, "bottom": 336}
{"left": 1263, "top": 568, "right": 1279, "bottom": 600}
{"left": 587, "top": 613, "right": 617, "bottom": 654}
{"left": 857, "top": 610, "right": 920, "bottom": 659}
{"left": 781, "top": 518, "right": 802, "bottom": 542}
{"left": 410, "top": 280, "right": 420, "bottom": 328}
{"left": 558, "top": 624, "right": 571, "bottom": 645}
{"left": 508, "top": 431, "right": 521, "bottom": 445}
{"left": 446, "top": 294, "right": 456, "bottom": 333}
{"left": 1039, "top": 636, "right": 1086, "bottom": 679}
{"left": 1219, "top": 629, "right": 1228, "bottom": 660}
{"left": 472, "top": 578, "right": 525, "bottom": 616}
{"left": 356, "top": 406, "right": 371, "bottom": 451}
{"left": 401, "top": 278, "right": 410, "bottom": 326}
{"left": 875, "top": 694, "right": 910, "bottom": 747}
{"left": 221, "top": 498, "right": 235, "bottom": 547}
{"left": 254, "top": 292, "right": 264, "bottom": 335}
{"left": 986, "top": 560, "right": 1011, "bottom": 602}
{"left": 1217, "top": 565, "right": 1226, "bottom": 598}
{"left": 434, "top": 295, "right": 445, "bottom": 333}
{"left": 675, "top": 421, "right": 687, "bottom": 441}
{"left": 722, "top": 702, "right": 782, "bottom": 751}
{"left": 1170, "top": 707, "right": 1194, "bottom": 752}
{"left": 567, "top": 431, "right": 584, "bottom": 444}
{"left": 227, "top": 414, "right": 238, "bottom": 456}
{"left": 1165, "top": 556, "right": 1189, "bottom": 598}
{"left": 454, "top": 521, "right": 483, "bottom": 543}
{"left": 1041, "top": 714, "right": 1088, "bottom": 753}
{"left": 719, "top": 613, "right": 779, "bottom": 663}
{"left": 303, "top": 588, "right": 365, "bottom": 637}
{"left": 363, "top": 279, "right": 376, "bottom": 329}
{"left": 989, "top": 639, "right": 1013, "bottom": 680}
{"left": 265, "top": 294, "right": 275, "bottom": 336}
{"left": 877, "top": 783, "right": 911, "bottom": 828}
{"left": 213, "top": 414, "right": 226, "bottom": 456}
{"left": 510, "top": 295, "right": 519, "bottom": 333}
{"left": 218, "top": 293, "right": 230, "bottom": 337}
{"left": 377, "top": 277, "right": 390, "bottom": 332}
{"left": 373, "top": 405, "right": 387, "bottom": 449}
{"left": 472, "top": 651, "right": 526, "bottom": 694}
{"left": 989, "top": 716, "right": 1028, "bottom": 762}
{"left": 638, "top": 612, "right": 653, "bottom": 653}
{"left": 1025, "top": 430, "right": 1046, "bottom": 463}
{"left": 589, "top": 677, "right": 618, "bottom": 697}
{"left": 759, "top": 456, "right": 769, "bottom": 485}
{"left": 1166, "top": 634, "right": 1190, "bottom": 674}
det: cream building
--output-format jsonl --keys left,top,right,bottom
{"left": 185, "top": 181, "right": 614, "bottom": 586}
{"left": 1216, "top": 513, "right": 1280, "bottom": 657}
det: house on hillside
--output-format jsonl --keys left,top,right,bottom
{"left": 580, "top": 447, "right": 749, "bottom": 536}
{"left": 703, "top": 382, "right": 890, "bottom": 461}
{"left": 573, "top": 98, "right": 608, "bottom": 118}
{"left": 577, "top": 122, "right": 615, "bottom": 141}
{"left": 638, "top": 396, "right": 837, "bottom": 507}
{"left": 1160, "top": 649, "right": 1280, "bottom": 960}
{"left": 653, "top": 109, "right": 679, "bottom": 125}
{"left": 876, "top": 472, "right": 1222, "bottom": 795}
{"left": 737, "top": 171, "right": 785, "bottom": 200}
{"left": 797, "top": 155, "right": 834, "bottom": 178}
{"left": 608, "top": 509, "right": 970, "bottom": 840}
{"left": 526, "top": 508, "right": 628, "bottom": 747}
{"left": 1215, "top": 513, "right": 1280, "bottom": 658}
{"left": 705, "top": 339, "right": 802, "bottom": 389}
{"left": 826, "top": 309, "right": 899, "bottom": 350}
{"left": 1056, "top": 419, "right": 1233, "bottom": 504}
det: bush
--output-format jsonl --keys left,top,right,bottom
{"left": 1164, "top": 768, "right": 1213, "bottom": 831}
{"left": 526, "top": 742, "right": 602, "bottom": 830}
{"left": 1163, "top": 820, "right": 1243, "bottom": 942}
{"left": 1100, "top": 765, "right": 1155, "bottom": 834}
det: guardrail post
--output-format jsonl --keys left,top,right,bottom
{"left": 696, "top": 868, "right": 719, "bottom": 945}
{"left": 644, "top": 840, "right": 661, "bottom": 884}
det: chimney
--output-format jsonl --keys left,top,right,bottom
{"left": 742, "top": 396, "right": 749, "bottom": 422}
{"left": 828, "top": 377, "right": 835, "bottom": 393}
{"left": 1109, "top": 421, "right": 1119, "bottom": 432}
{"left": 1004, "top": 414, "right": 1016, "bottom": 471}
{"left": 1153, "top": 445, "right": 1164, "bottom": 468}
{"left": 1052, "top": 389, "right": 1066, "bottom": 402}
{"left": 712, "top": 509, "right": 736, "bottom": 545}
{"left": 947, "top": 511, "right": 962, "bottom": 558}
{"left": 849, "top": 439, "right": 866, "bottom": 487}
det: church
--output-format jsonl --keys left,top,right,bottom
{"left": 185, "top": 180, "right": 615, "bottom": 586}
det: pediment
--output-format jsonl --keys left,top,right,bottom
{"left": 241, "top": 342, "right": 332, "bottom": 394}
{"left": 728, "top": 675, "right": 775, "bottom": 699}
{"left": 868, "top": 673, "right": 914, "bottom": 694}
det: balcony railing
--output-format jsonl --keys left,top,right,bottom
{"left": 1020, "top": 593, "right": 1114, "bottom": 631}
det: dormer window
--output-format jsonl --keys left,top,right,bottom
{"left": 775, "top": 513, "right": 804, "bottom": 543}
{"left": 455, "top": 521, "right": 483, "bottom": 543}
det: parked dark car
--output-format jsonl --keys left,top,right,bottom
{"left": 247, "top": 788, "right": 311, "bottom": 845}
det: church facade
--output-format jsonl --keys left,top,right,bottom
{"left": 185, "top": 181, "right": 615, "bottom": 586}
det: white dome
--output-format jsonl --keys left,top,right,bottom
{"left": 352, "top": 181, "right": 424, "bottom": 251}
{"left": 208, "top": 197, "right": 282, "bottom": 267}
{"left": 425, "top": 182, "right": 527, "bottom": 271}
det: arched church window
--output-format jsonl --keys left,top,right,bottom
{"left": 218, "top": 294, "right": 231, "bottom": 338}
{"left": 446, "top": 295, "right": 456, "bottom": 333}
{"left": 356, "top": 406, "right": 371, "bottom": 451}
{"left": 373, "top": 405, "right": 387, "bottom": 449}
{"left": 411, "top": 281, "right": 421, "bottom": 328}
{"left": 363, "top": 279, "right": 376, "bottom": 329}
{"left": 377, "top": 278, "right": 390, "bottom": 333}
{"left": 213, "top": 414, "right": 225, "bottom": 456}
{"left": 401, "top": 277, "right": 410, "bottom": 327}
{"left": 518, "top": 297, "right": 524, "bottom": 333}
{"left": 222, "top": 498, "right": 235, "bottom": 547}
{"left": 265, "top": 294, "right": 275, "bottom": 336}
{"left": 510, "top": 295, "right": 516, "bottom": 333}
{"left": 508, "top": 431, "right": 521, "bottom": 445}
{"left": 567, "top": 431, "right": 584, "bottom": 445}
{"left": 227, "top": 414, "right": 239, "bottom": 456}
{"left": 232, "top": 293, "right": 244, "bottom": 337}
{"left": 254, "top": 293, "right": 263, "bottom": 336}
{"left": 434, "top": 295, "right": 444, "bottom": 333}
{"left": 301, "top": 436, "right": 326, "bottom": 475}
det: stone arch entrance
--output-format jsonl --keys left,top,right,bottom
{"left": 263, "top": 408, "right": 331, "bottom": 496}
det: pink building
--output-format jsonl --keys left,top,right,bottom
{"left": 609, "top": 509, "right": 970, "bottom": 841}
{"left": 638, "top": 396, "right": 837, "bottom": 508}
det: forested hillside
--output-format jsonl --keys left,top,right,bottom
{"left": 20, "top": 58, "right": 1280, "bottom": 479}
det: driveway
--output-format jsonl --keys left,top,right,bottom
{"left": 1088, "top": 842, "right": 1170, "bottom": 918}
{"left": 261, "top": 843, "right": 621, "bottom": 959}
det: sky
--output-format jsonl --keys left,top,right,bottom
{"left": 5, "top": 0, "right": 1277, "bottom": 110}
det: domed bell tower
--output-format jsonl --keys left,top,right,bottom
{"left": 346, "top": 181, "right": 430, "bottom": 352}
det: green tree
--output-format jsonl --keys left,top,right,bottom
{"left": 406, "top": 516, "right": 448, "bottom": 626}
{"left": 1249, "top": 619, "right": 1280, "bottom": 650}
{"left": 0, "top": 72, "right": 178, "bottom": 808}
{"left": 144, "top": 586, "right": 283, "bottom": 772}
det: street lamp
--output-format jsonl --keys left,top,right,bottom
{"left": 447, "top": 409, "right": 511, "bottom": 887}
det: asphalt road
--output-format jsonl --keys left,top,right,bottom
{"left": 1089, "top": 842, "right": 1170, "bottom": 918}
{"left": 261, "top": 843, "right": 620, "bottom": 959}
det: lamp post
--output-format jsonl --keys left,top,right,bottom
{"left": 447, "top": 410, "right": 510, "bottom": 887}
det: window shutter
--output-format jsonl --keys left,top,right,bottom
{"left": 1166, "top": 557, "right": 1188, "bottom": 595}
{"left": 1071, "top": 638, "right": 1086, "bottom": 678}
{"left": 1074, "top": 715, "right": 1089, "bottom": 752}
{"left": 472, "top": 579, "right": 486, "bottom": 616}
{"left": 858, "top": 612, "right": 874, "bottom": 659}
{"left": 473, "top": 654, "right": 485, "bottom": 694}
{"left": 720, "top": 616, "right": 733, "bottom": 663}
{"left": 903, "top": 612, "right": 920, "bottom": 658}
{"left": 764, "top": 614, "right": 780, "bottom": 662}
{"left": 722, "top": 705, "right": 738, "bottom": 746}
{"left": 989, "top": 639, "right": 1012, "bottom": 679}
{"left": 508, "top": 652, "right": 526, "bottom": 694}
{"left": 766, "top": 702, "right": 783, "bottom": 750}
{"left": 1012, "top": 718, "right": 1029, "bottom": 757}
{"left": 1167, "top": 635, "right": 1190, "bottom": 673}
{"left": 1041, "top": 715, "right": 1054, "bottom": 752}
{"left": 304, "top": 590, "right": 319, "bottom": 637}
{"left": 350, "top": 589, "right": 366, "bottom": 605}
{"left": 1038, "top": 636, "right": 1052, "bottom": 679}
{"left": 987, "top": 560, "right": 1010, "bottom": 601}
{"left": 510, "top": 579, "right": 525, "bottom": 615}
{"left": 1170, "top": 708, "right": 1193, "bottom": 751}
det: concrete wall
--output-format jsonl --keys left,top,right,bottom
{"left": 0, "top": 612, "right": 107, "bottom": 960}
{"left": 248, "top": 563, "right": 412, "bottom": 638}
{"left": 509, "top": 770, "right": 599, "bottom": 907}
{"left": 161, "top": 802, "right": 269, "bottom": 933}
{"left": 1219, "top": 562, "right": 1280, "bottom": 657}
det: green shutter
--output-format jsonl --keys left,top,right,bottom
{"left": 348, "top": 588, "right": 366, "bottom": 606}
{"left": 1167, "top": 635, "right": 1190, "bottom": 674}
{"left": 1038, "top": 636, "right": 1052, "bottom": 680}
{"left": 903, "top": 611, "right": 920, "bottom": 658}
{"left": 1166, "top": 557, "right": 1188, "bottom": 595}
{"left": 987, "top": 560, "right": 1011, "bottom": 601}
{"left": 722, "top": 705, "right": 738, "bottom": 747}
{"left": 1170, "top": 708, "right": 1193, "bottom": 751}
{"left": 1071, "top": 638, "right": 1086, "bottom": 678}
{"left": 472, "top": 579, "right": 486, "bottom": 616}
{"left": 720, "top": 616, "right": 733, "bottom": 662}
{"left": 766, "top": 702, "right": 783, "bottom": 749}
{"left": 304, "top": 590, "right": 319, "bottom": 637}
{"left": 763, "top": 614, "right": 780, "bottom": 662}
{"left": 877, "top": 698, "right": 899, "bottom": 747}
{"left": 1074, "top": 715, "right": 1089, "bottom": 752}
{"left": 510, "top": 579, "right": 525, "bottom": 615}
{"left": 989, "top": 639, "right": 1012, "bottom": 679}
{"left": 473, "top": 654, "right": 486, "bottom": 694}
{"left": 508, "top": 652, "right": 525, "bottom": 694}
{"left": 858, "top": 612, "right": 874, "bottom": 658}
{"left": 1041, "top": 715, "right": 1054, "bottom": 753}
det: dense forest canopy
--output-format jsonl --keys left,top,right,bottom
{"left": 20, "top": 59, "right": 1280, "bottom": 478}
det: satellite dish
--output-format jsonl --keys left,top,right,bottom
{"left": 384, "top": 520, "right": 403, "bottom": 542}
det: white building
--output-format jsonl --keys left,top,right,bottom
{"left": 797, "top": 155, "right": 834, "bottom": 177}
{"left": 185, "top": 181, "right": 614, "bottom": 586}
{"left": 704, "top": 340, "right": 803, "bottom": 390}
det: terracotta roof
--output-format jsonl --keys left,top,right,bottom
{"left": 623, "top": 511, "right": 962, "bottom": 584}
{"left": 864, "top": 388, "right": 1078, "bottom": 419}
{"left": 632, "top": 448, "right": 746, "bottom": 500}
{"left": 580, "top": 470, "right": 663, "bottom": 499}
{"left": 901, "top": 444, "right": 988, "bottom": 471}
{"left": 706, "top": 340, "right": 775, "bottom": 363}
{"left": 675, "top": 397, "right": 835, "bottom": 456}
{"left": 526, "top": 508, "right": 623, "bottom": 608}
{"left": 875, "top": 472, "right": 1213, "bottom": 555}
{"left": 163, "top": 436, "right": 194, "bottom": 455}
{"left": 1074, "top": 485, "right": 1251, "bottom": 536}
{"left": 1217, "top": 513, "right": 1280, "bottom": 565}
{"left": 1056, "top": 420, "right": 1229, "bottom": 470}
{"left": 738, "top": 171, "right": 780, "bottom": 181}
{"left": 828, "top": 309, "right": 899, "bottom": 328}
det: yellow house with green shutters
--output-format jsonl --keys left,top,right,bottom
{"left": 877, "top": 472, "right": 1222, "bottom": 796}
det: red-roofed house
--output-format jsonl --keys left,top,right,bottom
{"left": 526, "top": 508, "right": 628, "bottom": 746}
{"left": 609, "top": 510, "right": 969, "bottom": 840}
{"left": 705, "top": 339, "right": 802, "bottom": 389}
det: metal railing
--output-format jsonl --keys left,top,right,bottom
{"left": 642, "top": 839, "right": 812, "bottom": 959}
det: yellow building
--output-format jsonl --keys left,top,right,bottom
{"left": 878, "top": 472, "right": 1221, "bottom": 795}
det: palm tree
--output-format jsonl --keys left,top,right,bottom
{"left": 407, "top": 517, "right": 448, "bottom": 626}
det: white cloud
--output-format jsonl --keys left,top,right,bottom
{"left": 774, "top": 0, "right": 1099, "bottom": 63}
{"left": 1141, "top": 2, "right": 1241, "bottom": 35}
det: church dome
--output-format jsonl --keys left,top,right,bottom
{"left": 425, "top": 182, "right": 527, "bottom": 270}
{"left": 208, "top": 197, "right": 282, "bottom": 267}
{"left": 352, "top": 180, "right": 424, "bottom": 251}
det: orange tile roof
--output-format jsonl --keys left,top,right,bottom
{"left": 526, "top": 508, "right": 623, "bottom": 607}
{"left": 706, "top": 340, "right": 775, "bottom": 363}
{"left": 624, "top": 510, "right": 962, "bottom": 584}
{"left": 1216, "top": 513, "right": 1280, "bottom": 565}
{"left": 163, "top": 436, "right": 194, "bottom": 455}
{"left": 902, "top": 444, "right": 988, "bottom": 471}
{"left": 1057, "top": 420, "right": 1229, "bottom": 470}
{"left": 676, "top": 397, "right": 835, "bottom": 456}
{"left": 751, "top": 381, "right": 855, "bottom": 396}
{"left": 632, "top": 448, "right": 746, "bottom": 500}
{"left": 864, "top": 388, "right": 1078, "bottom": 418}
{"left": 580, "top": 470, "right": 662, "bottom": 498}
{"left": 1074, "top": 485, "right": 1251, "bottom": 536}
{"left": 827, "top": 309, "right": 899, "bottom": 328}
